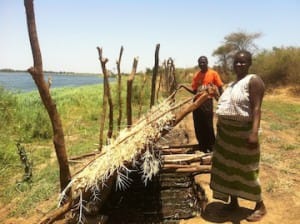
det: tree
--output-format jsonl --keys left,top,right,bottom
{"left": 224, "top": 31, "right": 261, "bottom": 52}
{"left": 213, "top": 31, "right": 261, "bottom": 76}
{"left": 212, "top": 44, "right": 234, "bottom": 77}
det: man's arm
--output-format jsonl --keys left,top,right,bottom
{"left": 218, "top": 86, "right": 224, "bottom": 96}
{"left": 213, "top": 71, "right": 224, "bottom": 100}
{"left": 177, "top": 84, "right": 196, "bottom": 94}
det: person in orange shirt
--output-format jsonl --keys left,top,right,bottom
{"left": 192, "top": 56, "right": 223, "bottom": 152}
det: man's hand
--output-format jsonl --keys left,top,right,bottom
{"left": 206, "top": 84, "right": 220, "bottom": 99}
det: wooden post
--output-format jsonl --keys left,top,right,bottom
{"left": 116, "top": 46, "right": 124, "bottom": 132}
{"left": 167, "top": 58, "right": 177, "bottom": 94}
{"left": 126, "top": 57, "right": 139, "bottom": 128}
{"left": 97, "top": 47, "right": 114, "bottom": 148}
{"left": 24, "top": 0, "right": 71, "bottom": 195}
{"left": 156, "top": 60, "right": 164, "bottom": 101}
{"left": 150, "top": 43, "right": 160, "bottom": 108}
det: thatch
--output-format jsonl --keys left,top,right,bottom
{"left": 59, "top": 96, "right": 179, "bottom": 207}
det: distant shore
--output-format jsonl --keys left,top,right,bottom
{"left": 0, "top": 71, "right": 112, "bottom": 92}
{"left": 0, "top": 69, "right": 100, "bottom": 76}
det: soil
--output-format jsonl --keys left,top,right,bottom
{"left": 1, "top": 88, "right": 299, "bottom": 224}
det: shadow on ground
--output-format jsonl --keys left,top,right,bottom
{"left": 202, "top": 202, "right": 253, "bottom": 224}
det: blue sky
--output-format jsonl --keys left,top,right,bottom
{"left": 1, "top": 0, "right": 299, "bottom": 73}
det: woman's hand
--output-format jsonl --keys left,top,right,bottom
{"left": 247, "top": 132, "right": 259, "bottom": 149}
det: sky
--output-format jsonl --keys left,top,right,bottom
{"left": 1, "top": 0, "right": 300, "bottom": 74}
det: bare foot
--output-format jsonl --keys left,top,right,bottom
{"left": 246, "top": 202, "right": 267, "bottom": 222}
{"left": 246, "top": 209, "right": 267, "bottom": 222}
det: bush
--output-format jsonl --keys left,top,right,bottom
{"left": 0, "top": 86, "right": 17, "bottom": 127}
{"left": 251, "top": 47, "right": 300, "bottom": 87}
{"left": 16, "top": 93, "right": 52, "bottom": 140}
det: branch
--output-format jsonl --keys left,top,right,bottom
{"left": 162, "top": 164, "right": 211, "bottom": 173}
{"left": 126, "top": 57, "right": 139, "bottom": 127}
{"left": 97, "top": 47, "right": 114, "bottom": 148}
{"left": 24, "top": 0, "right": 71, "bottom": 195}
{"left": 39, "top": 201, "right": 72, "bottom": 224}
{"left": 150, "top": 43, "right": 160, "bottom": 108}
{"left": 116, "top": 46, "right": 124, "bottom": 132}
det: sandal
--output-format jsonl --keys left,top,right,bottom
{"left": 246, "top": 209, "right": 267, "bottom": 222}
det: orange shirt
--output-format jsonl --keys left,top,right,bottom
{"left": 191, "top": 68, "right": 223, "bottom": 91}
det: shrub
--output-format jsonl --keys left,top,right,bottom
{"left": 0, "top": 86, "right": 17, "bottom": 127}
{"left": 16, "top": 93, "right": 52, "bottom": 140}
{"left": 251, "top": 47, "right": 300, "bottom": 87}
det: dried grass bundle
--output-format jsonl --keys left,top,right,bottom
{"left": 59, "top": 97, "right": 179, "bottom": 206}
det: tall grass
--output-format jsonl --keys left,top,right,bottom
{"left": 0, "top": 78, "right": 155, "bottom": 217}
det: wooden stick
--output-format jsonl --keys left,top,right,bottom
{"left": 162, "top": 165, "right": 211, "bottom": 173}
{"left": 39, "top": 201, "right": 72, "bottom": 224}
{"left": 116, "top": 46, "right": 124, "bottom": 132}
{"left": 150, "top": 43, "right": 160, "bottom": 108}
{"left": 162, "top": 164, "right": 197, "bottom": 169}
{"left": 160, "top": 144, "right": 199, "bottom": 149}
{"left": 161, "top": 148, "right": 193, "bottom": 154}
{"left": 97, "top": 47, "right": 108, "bottom": 151}
{"left": 24, "top": 0, "right": 71, "bottom": 196}
{"left": 127, "top": 57, "right": 139, "bottom": 127}
{"left": 201, "top": 155, "right": 212, "bottom": 165}
{"left": 162, "top": 154, "right": 204, "bottom": 163}
{"left": 68, "top": 151, "right": 102, "bottom": 161}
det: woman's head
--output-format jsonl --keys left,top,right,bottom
{"left": 233, "top": 50, "right": 252, "bottom": 78}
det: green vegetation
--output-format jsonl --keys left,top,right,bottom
{"left": 251, "top": 47, "right": 300, "bottom": 87}
{"left": 263, "top": 99, "right": 300, "bottom": 125}
{"left": 262, "top": 99, "right": 300, "bottom": 146}
{"left": 260, "top": 97, "right": 300, "bottom": 174}
{"left": 0, "top": 76, "right": 157, "bottom": 217}
{"left": 210, "top": 31, "right": 300, "bottom": 89}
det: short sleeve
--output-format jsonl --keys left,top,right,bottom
{"left": 214, "top": 71, "right": 224, "bottom": 87}
{"left": 191, "top": 72, "right": 200, "bottom": 91}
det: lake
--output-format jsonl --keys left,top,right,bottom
{"left": 0, "top": 71, "right": 109, "bottom": 92}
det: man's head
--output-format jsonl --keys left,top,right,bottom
{"left": 233, "top": 50, "right": 252, "bottom": 76}
{"left": 198, "top": 56, "right": 208, "bottom": 72}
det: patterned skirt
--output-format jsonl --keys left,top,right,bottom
{"left": 210, "top": 117, "right": 262, "bottom": 202}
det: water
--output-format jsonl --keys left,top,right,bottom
{"left": 0, "top": 71, "right": 108, "bottom": 92}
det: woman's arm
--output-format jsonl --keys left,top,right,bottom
{"left": 248, "top": 75, "right": 265, "bottom": 149}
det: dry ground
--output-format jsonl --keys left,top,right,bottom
{"left": 1, "top": 88, "right": 299, "bottom": 224}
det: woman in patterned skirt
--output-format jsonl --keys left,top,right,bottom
{"left": 210, "top": 50, "right": 267, "bottom": 222}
